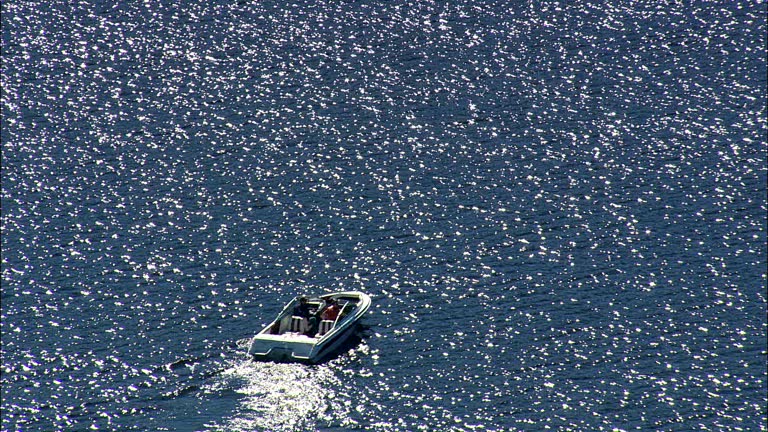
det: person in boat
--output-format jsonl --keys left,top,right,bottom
{"left": 321, "top": 298, "right": 340, "bottom": 321}
{"left": 305, "top": 298, "right": 339, "bottom": 336}
{"left": 293, "top": 296, "right": 311, "bottom": 318}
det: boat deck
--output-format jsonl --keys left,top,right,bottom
{"left": 254, "top": 332, "right": 319, "bottom": 342}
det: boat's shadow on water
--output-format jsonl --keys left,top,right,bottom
{"left": 314, "top": 324, "right": 372, "bottom": 364}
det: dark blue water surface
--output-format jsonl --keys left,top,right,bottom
{"left": 2, "top": 0, "right": 766, "bottom": 431}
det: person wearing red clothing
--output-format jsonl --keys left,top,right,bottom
{"left": 305, "top": 298, "right": 341, "bottom": 336}
{"left": 321, "top": 298, "right": 340, "bottom": 321}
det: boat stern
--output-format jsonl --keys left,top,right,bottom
{"left": 247, "top": 334, "right": 316, "bottom": 362}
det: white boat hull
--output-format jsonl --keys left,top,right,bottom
{"left": 247, "top": 291, "right": 371, "bottom": 364}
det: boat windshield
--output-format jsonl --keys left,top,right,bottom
{"left": 283, "top": 295, "right": 360, "bottom": 321}
{"left": 285, "top": 297, "right": 323, "bottom": 316}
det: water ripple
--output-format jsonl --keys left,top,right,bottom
{"left": 2, "top": 0, "right": 765, "bottom": 430}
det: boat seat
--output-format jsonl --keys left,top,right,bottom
{"left": 317, "top": 320, "right": 334, "bottom": 336}
{"left": 290, "top": 316, "right": 307, "bottom": 334}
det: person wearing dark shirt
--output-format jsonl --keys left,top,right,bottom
{"left": 305, "top": 297, "right": 340, "bottom": 336}
{"left": 293, "top": 296, "right": 311, "bottom": 318}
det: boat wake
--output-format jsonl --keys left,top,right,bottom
{"left": 153, "top": 334, "right": 371, "bottom": 431}
{"left": 203, "top": 360, "right": 354, "bottom": 432}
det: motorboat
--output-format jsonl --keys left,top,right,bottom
{"left": 247, "top": 291, "right": 371, "bottom": 364}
